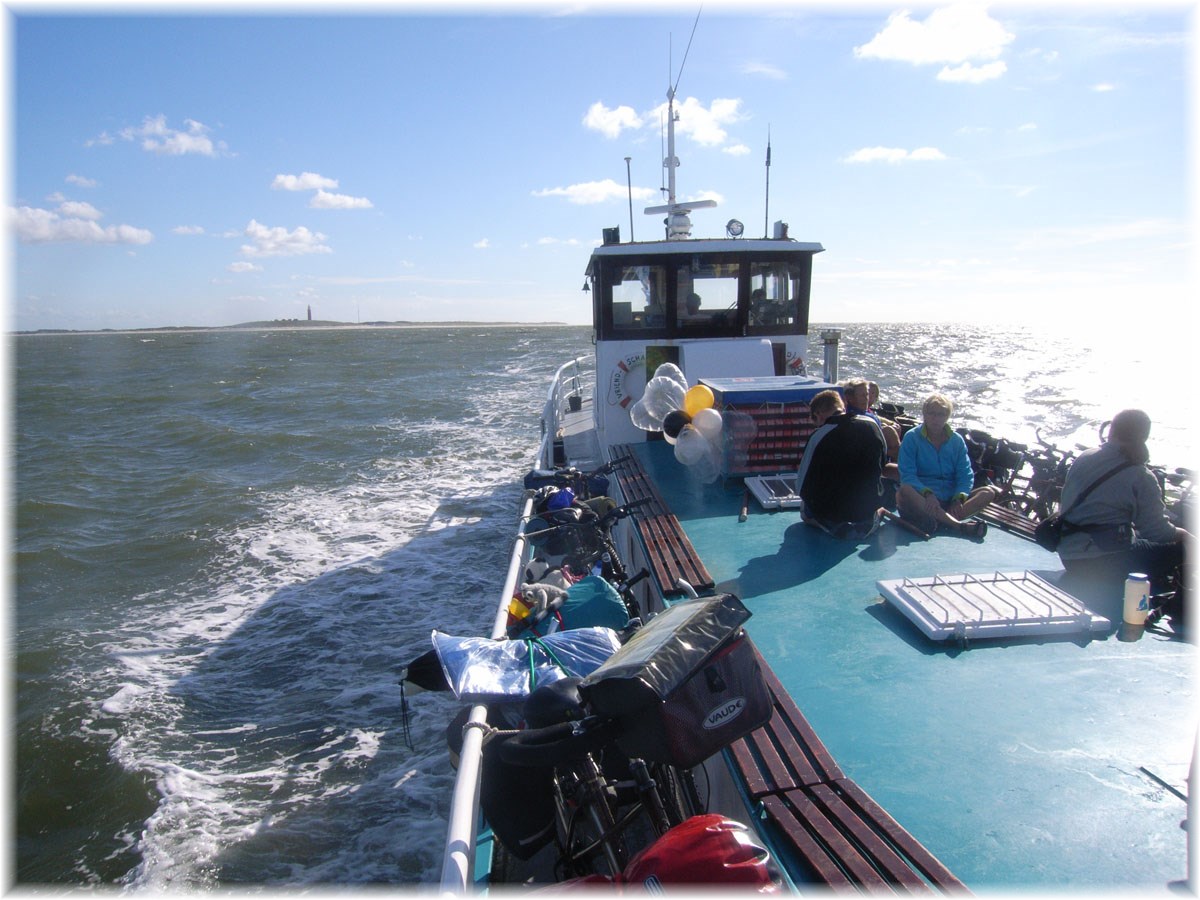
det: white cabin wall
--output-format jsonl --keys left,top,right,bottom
{"left": 593, "top": 337, "right": 810, "bottom": 456}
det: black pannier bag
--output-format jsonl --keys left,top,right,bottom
{"left": 445, "top": 706, "right": 555, "bottom": 860}
{"left": 578, "top": 594, "right": 772, "bottom": 768}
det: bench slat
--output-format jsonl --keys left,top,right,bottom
{"left": 755, "top": 645, "right": 845, "bottom": 785}
{"left": 979, "top": 501, "right": 1038, "bottom": 540}
{"left": 833, "top": 778, "right": 966, "bottom": 889}
{"left": 760, "top": 794, "right": 855, "bottom": 888}
{"left": 728, "top": 639, "right": 966, "bottom": 893}
{"left": 763, "top": 792, "right": 889, "bottom": 887}
{"left": 609, "top": 445, "right": 715, "bottom": 597}
{"left": 808, "top": 783, "right": 931, "bottom": 890}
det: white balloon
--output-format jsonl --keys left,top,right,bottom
{"left": 643, "top": 375, "right": 686, "bottom": 422}
{"left": 691, "top": 407, "right": 723, "bottom": 440}
{"left": 674, "top": 425, "right": 709, "bottom": 466}
{"left": 692, "top": 448, "right": 722, "bottom": 484}
{"left": 652, "top": 363, "right": 688, "bottom": 391}
{"left": 629, "top": 397, "right": 662, "bottom": 431}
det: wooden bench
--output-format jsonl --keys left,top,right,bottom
{"left": 609, "top": 444, "right": 715, "bottom": 599}
{"left": 979, "top": 500, "right": 1039, "bottom": 541}
{"left": 728, "top": 641, "right": 968, "bottom": 893}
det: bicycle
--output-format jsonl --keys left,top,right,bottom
{"left": 1000, "top": 428, "right": 1076, "bottom": 523}
{"left": 522, "top": 496, "right": 652, "bottom": 622}
{"left": 956, "top": 426, "right": 1027, "bottom": 495}
{"left": 487, "top": 593, "right": 776, "bottom": 887}
{"left": 523, "top": 455, "right": 633, "bottom": 501}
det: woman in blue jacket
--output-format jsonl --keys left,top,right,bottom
{"left": 896, "top": 394, "right": 998, "bottom": 538}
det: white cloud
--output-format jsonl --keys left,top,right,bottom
{"left": 855, "top": 2, "right": 1014, "bottom": 74}
{"left": 228, "top": 261, "right": 262, "bottom": 273}
{"left": 843, "top": 146, "right": 948, "bottom": 164}
{"left": 474, "top": 238, "right": 490, "bottom": 249}
{"left": 120, "top": 115, "right": 222, "bottom": 156}
{"left": 11, "top": 205, "right": 153, "bottom": 244}
{"left": 584, "top": 94, "right": 748, "bottom": 156}
{"left": 583, "top": 102, "right": 643, "bottom": 139}
{"left": 649, "top": 96, "right": 744, "bottom": 147}
{"left": 741, "top": 61, "right": 787, "bottom": 80}
{"left": 239, "top": 219, "right": 332, "bottom": 257}
{"left": 57, "top": 200, "right": 103, "bottom": 220}
{"left": 937, "top": 61, "right": 1007, "bottom": 83}
{"left": 273, "top": 172, "right": 339, "bottom": 191}
{"left": 65, "top": 174, "right": 97, "bottom": 188}
{"left": 309, "top": 189, "right": 373, "bottom": 210}
{"left": 532, "top": 179, "right": 656, "bottom": 205}
{"left": 173, "top": 225, "right": 205, "bottom": 235}
{"left": 1092, "top": 82, "right": 1117, "bottom": 92}
{"left": 723, "top": 144, "right": 751, "bottom": 156}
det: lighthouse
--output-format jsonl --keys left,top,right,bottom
{"left": 307, "top": 305, "right": 312, "bottom": 321}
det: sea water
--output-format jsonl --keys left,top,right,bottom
{"left": 11, "top": 322, "right": 1194, "bottom": 887}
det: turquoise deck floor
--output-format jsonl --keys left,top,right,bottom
{"left": 631, "top": 441, "right": 1195, "bottom": 891}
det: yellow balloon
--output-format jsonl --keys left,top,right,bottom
{"left": 683, "top": 384, "right": 715, "bottom": 417}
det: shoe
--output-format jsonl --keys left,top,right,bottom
{"left": 862, "top": 508, "right": 886, "bottom": 538}
{"left": 832, "top": 521, "right": 855, "bottom": 540}
{"left": 961, "top": 519, "right": 988, "bottom": 541}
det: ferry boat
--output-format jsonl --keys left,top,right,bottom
{"left": 434, "top": 84, "right": 1193, "bottom": 893}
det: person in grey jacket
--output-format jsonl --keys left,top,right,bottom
{"left": 1057, "top": 409, "right": 1190, "bottom": 593}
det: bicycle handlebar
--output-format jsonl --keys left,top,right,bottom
{"left": 524, "top": 497, "right": 653, "bottom": 541}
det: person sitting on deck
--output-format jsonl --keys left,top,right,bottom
{"left": 1056, "top": 408, "right": 1191, "bottom": 602}
{"left": 896, "top": 394, "right": 998, "bottom": 539}
{"left": 796, "top": 389, "right": 897, "bottom": 539}
{"left": 868, "top": 381, "right": 902, "bottom": 430}
{"left": 843, "top": 378, "right": 901, "bottom": 461}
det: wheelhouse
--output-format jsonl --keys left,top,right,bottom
{"left": 586, "top": 237, "right": 824, "bottom": 342}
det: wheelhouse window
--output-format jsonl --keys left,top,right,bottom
{"left": 593, "top": 249, "right": 812, "bottom": 340}
{"left": 610, "top": 264, "right": 668, "bottom": 330}
{"left": 676, "top": 262, "right": 739, "bottom": 330}
{"left": 749, "top": 260, "right": 805, "bottom": 330}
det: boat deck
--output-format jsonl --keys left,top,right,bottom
{"left": 622, "top": 439, "right": 1194, "bottom": 891}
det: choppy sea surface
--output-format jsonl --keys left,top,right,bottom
{"left": 12, "top": 322, "right": 1194, "bottom": 887}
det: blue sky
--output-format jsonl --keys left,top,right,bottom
{"left": 6, "top": 1, "right": 1195, "bottom": 331}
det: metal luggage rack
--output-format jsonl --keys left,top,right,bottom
{"left": 876, "top": 570, "right": 1110, "bottom": 643}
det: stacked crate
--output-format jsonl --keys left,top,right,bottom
{"left": 701, "top": 376, "right": 838, "bottom": 477}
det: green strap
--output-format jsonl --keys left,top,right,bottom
{"left": 523, "top": 635, "right": 569, "bottom": 692}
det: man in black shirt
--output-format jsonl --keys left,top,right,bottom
{"left": 796, "top": 389, "right": 894, "bottom": 539}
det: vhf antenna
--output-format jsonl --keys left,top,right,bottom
{"left": 646, "top": 8, "right": 715, "bottom": 241}
{"left": 764, "top": 125, "right": 772, "bottom": 238}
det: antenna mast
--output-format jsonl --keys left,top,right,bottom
{"left": 764, "top": 126, "right": 772, "bottom": 238}
{"left": 624, "top": 156, "right": 634, "bottom": 242}
{"left": 644, "top": 9, "right": 716, "bottom": 241}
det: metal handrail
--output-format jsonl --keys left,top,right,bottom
{"left": 439, "top": 356, "right": 587, "bottom": 894}
{"left": 539, "top": 356, "right": 587, "bottom": 467}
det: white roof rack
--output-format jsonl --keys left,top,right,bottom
{"left": 877, "top": 571, "right": 1109, "bottom": 642}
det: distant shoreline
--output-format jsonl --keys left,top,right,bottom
{"left": 13, "top": 320, "right": 575, "bottom": 336}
